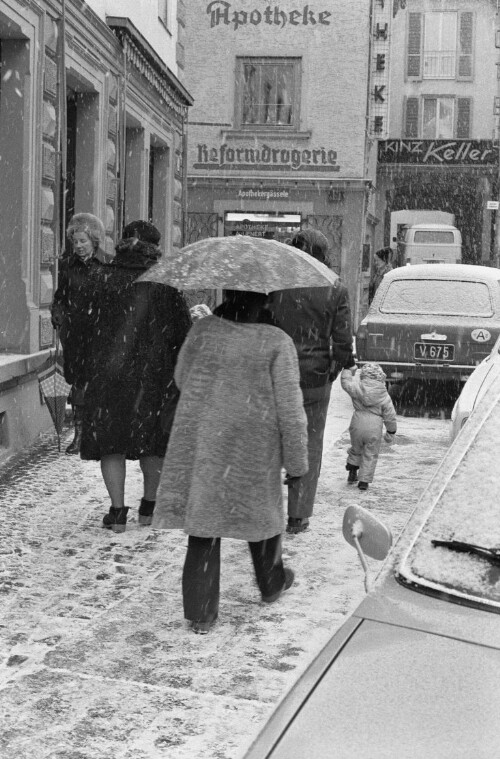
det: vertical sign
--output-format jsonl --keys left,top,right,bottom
{"left": 369, "top": 0, "right": 391, "bottom": 139}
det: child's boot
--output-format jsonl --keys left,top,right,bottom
{"left": 346, "top": 463, "right": 358, "bottom": 484}
{"left": 357, "top": 481, "right": 369, "bottom": 491}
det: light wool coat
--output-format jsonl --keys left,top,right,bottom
{"left": 153, "top": 316, "right": 309, "bottom": 542}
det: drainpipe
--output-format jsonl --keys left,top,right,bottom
{"left": 181, "top": 106, "right": 189, "bottom": 247}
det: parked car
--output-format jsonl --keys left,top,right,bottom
{"left": 244, "top": 373, "right": 500, "bottom": 759}
{"left": 450, "top": 331, "right": 500, "bottom": 441}
{"left": 356, "top": 264, "right": 500, "bottom": 386}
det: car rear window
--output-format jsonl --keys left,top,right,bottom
{"left": 413, "top": 230, "right": 455, "bottom": 244}
{"left": 380, "top": 279, "right": 493, "bottom": 317}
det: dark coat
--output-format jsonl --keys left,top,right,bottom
{"left": 268, "top": 283, "right": 354, "bottom": 388}
{"left": 51, "top": 248, "right": 113, "bottom": 387}
{"left": 80, "top": 239, "right": 192, "bottom": 461}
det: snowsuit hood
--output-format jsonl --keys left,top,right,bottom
{"left": 356, "top": 375, "right": 389, "bottom": 407}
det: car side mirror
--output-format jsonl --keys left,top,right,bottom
{"left": 343, "top": 505, "right": 393, "bottom": 591}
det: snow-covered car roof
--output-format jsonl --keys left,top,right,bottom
{"left": 386, "top": 263, "right": 500, "bottom": 282}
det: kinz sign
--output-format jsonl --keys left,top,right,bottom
{"left": 206, "top": 2, "right": 332, "bottom": 29}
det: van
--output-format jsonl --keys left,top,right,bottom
{"left": 400, "top": 223, "right": 462, "bottom": 265}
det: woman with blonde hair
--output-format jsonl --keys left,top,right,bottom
{"left": 51, "top": 213, "right": 113, "bottom": 454}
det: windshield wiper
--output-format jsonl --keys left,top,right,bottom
{"left": 432, "top": 539, "right": 500, "bottom": 565}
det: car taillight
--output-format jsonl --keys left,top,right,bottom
{"left": 356, "top": 322, "right": 368, "bottom": 359}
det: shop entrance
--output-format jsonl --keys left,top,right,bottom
{"left": 224, "top": 212, "right": 301, "bottom": 243}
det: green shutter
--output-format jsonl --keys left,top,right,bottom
{"left": 404, "top": 97, "right": 419, "bottom": 138}
{"left": 458, "top": 12, "right": 473, "bottom": 80}
{"left": 456, "top": 98, "right": 471, "bottom": 138}
{"left": 407, "top": 13, "right": 422, "bottom": 79}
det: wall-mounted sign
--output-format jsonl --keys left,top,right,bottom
{"left": 224, "top": 212, "right": 301, "bottom": 241}
{"left": 237, "top": 188, "right": 291, "bottom": 200}
{"left": 368, "top": 0, "right": 391, "bottom": 139}
{"left": 487, "top": 200, "right": 499, "bottom": 210}
{"left": 378, "top": 140, "right": 497, "bottom": 165}
{"left": 206, "top": 2, "right": 331, "bottom": 30}
{"left": 195, "top": 143, "right": 340, "bottom": 172}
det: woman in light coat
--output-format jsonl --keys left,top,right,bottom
{"left": 153, "top": 290, "right": 308, "bottom": 634}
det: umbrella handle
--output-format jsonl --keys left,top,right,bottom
{"left": 54, "top": 327, "right": 62, "bottom": 452}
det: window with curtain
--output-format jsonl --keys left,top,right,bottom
{"left": 404, "top": 96, "right": 471, "bottom": 139}
{"left": 237, "top": 58, "right": 300, "bottom": 128}
{"left": 407, "top": 11, "right": 474, "bottom": 81}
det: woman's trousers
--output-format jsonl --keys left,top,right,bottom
{"left": 287, "top": 382, "right": 332, "bottom": 519}
{"left": 182, "top": 534, "right": 285, "bottom": 623}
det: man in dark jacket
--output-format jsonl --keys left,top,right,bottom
{"left": 51, "top": 213, "right": 113, "bottom": 454}
{"left": 268, "top": 229, "right": 355, "bottom": 534}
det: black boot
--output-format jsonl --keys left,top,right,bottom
{"left": 138, "top": 498, "right": 155, "bottom": 526}
{"left": 346, "top": 463, "right": 358, "bottom": 484}
{"left": 66, "top": 405, "right": 83, "bottom": 455}
{"left": 102, "top": 507, "right": 129, "bottom": 533}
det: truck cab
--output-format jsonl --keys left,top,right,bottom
{"left": 399, "top": 223, "right": 462, "bottom": 265}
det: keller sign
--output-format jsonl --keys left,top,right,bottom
{"left": 378, "top": 139, "right": 497, "bottom": 166}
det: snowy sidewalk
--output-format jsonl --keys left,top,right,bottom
{"left": 0, "top": 380, "right": 451, "bottom": 759}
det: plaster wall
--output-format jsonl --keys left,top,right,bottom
{"left": 183, "top": 0, "right": 371, "bottom": 181}
{"left": 88, "top": 0, "right": 179, "bottom": 74}
{"left": 389, "top": 0, "right": 496, "bottom": 139}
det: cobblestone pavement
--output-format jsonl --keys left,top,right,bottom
{"left": 0, "top": 383, "right": 451, "bottom": 758}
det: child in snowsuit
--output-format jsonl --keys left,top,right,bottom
{"left": 341, "top": 362, "right": 397, "bottom": 491}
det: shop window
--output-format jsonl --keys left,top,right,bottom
{"left": 148, "top": 141, "right": 169, "bottom": 235}
{"left": 235, "top": 57, "right": 300, "bottom": 129}
{"left": 64, "top": 84, "right": 99, "bottom": 236}
{"left": 404, "top": 96, "right": 471, "bottom": 139}
{"left": 224, "top": 212, "right": 301, "bottom": 243}
{"left": 407, "top": 11, "right": 474, "bottom": 81}
{"left": 124, "top": 125, "right": 145, "bottom": 226}
{"left": 0, "top": 32, "right": 31, "bottom": 351}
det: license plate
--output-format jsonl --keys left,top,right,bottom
{"left": 414, "top": 343, "right": 455, "bottom": 361}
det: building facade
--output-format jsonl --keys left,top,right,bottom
{"left": 182, "top": 0, "right": 376, "bottom": 324}
{"left": 0, "top": 0, "right": 192, "bottom": 459}
{"left": 373, "top": 0, "right": 499, "bottom": 288}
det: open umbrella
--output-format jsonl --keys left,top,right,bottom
{"left": 137, "top": 235, "right": 338, "bottom": 293}
{"left": 38, "top": 336, "right": 71, "bottom": 451}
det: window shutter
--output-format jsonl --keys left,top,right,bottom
{"left": 457, "top": 12, "right": 473, "bottom": 80}
{"left": 404, "top": 97, "right": 419, "bottom": 138}
{"left": 407, "top": 13, "right": 422, "bottom": 79}
{"left": 456, "top": 98, "right": 471, "bottom": 138}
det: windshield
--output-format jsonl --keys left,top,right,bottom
{"left": 397, "top": 395, "right": 500, "bottom": 611}
{"left": 413, "top": 230, "right": 455, "bottom": 244}
{"left": 380, "top": 279, "right": 493, "bottom": 316}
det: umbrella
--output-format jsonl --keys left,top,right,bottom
{"left": 137, "top": 235, "right": 338, "bottom": 294}
{"left": 38, "top": 337, "right": 71, "bottom": 451}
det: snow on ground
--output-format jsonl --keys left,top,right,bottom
{"left": 0, "top": 380, "right": 450, "bottom": 758}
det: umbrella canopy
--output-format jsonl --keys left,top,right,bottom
{"left": 38, "top": 355, "right": 71, "bottom": 444}
{"left": 137, "top": 235, "right": 338, "bottom": 294}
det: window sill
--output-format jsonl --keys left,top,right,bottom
{"left": 222, "top": 128, "right": 312, "bottom": 141}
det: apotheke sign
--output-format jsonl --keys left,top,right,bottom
{"left": 206, "top": 2, "right": 332, "bottom": 29}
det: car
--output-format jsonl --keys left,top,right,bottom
{"left": 244, "top": 372, "right": 500, "bottom": 759}
{"left": 450, "top": 331, "right": 500, "bottom": 441}
{"left": 356, "top": 263, "right": 500, "bottom": 387}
